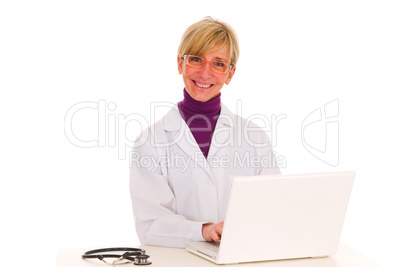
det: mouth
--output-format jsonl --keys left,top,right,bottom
{"left": 193, "top": 80, "right": 213, "bottom": 89}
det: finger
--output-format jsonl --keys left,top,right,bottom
{"left": 216, "top": 221, "right": 224, "bottom": 233}
{"left": 211, "top": 231, "right": 221, "bottom": 241}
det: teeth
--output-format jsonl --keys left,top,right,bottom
{"left": 195, "top": 82, "right": 212, "bottom": 88}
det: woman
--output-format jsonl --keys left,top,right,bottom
{"left": 130, "top": 17, "right": 280, "bottom": 248}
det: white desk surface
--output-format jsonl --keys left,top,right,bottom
{"left": 56, "top": 243, "right": 379, "bottom": 267}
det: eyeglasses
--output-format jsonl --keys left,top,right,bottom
{"left": 183, "top": 55, "right": 233, "bottom": 74}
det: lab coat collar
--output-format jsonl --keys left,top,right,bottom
{"left": 162, "top": 103, "right": 235, "bottom": 175}
{"left": 162, "top": 103, "right": 234, "bottom": 132}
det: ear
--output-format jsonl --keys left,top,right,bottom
{"left": 225, "top": 66, "right": 236, "bottom": 85}
{"left": 177, "top": 55, "right": 184, "bottom": 75}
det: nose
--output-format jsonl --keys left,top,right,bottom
{"left": 200, "top": 62, "right": 213, "bottom": 79}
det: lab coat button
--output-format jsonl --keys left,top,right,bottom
{"left": 205, "top": 179, "right": 213, "bottom": 186}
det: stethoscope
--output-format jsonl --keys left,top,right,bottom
{"left": 82, "top": 247, "right": 151, "bottom": 265}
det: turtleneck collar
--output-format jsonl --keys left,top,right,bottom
{"left": 178, "top": 88, "right": 221, "bottom": 117}
{"left": 178, "top": 88, "right": 221, "bottom": 158}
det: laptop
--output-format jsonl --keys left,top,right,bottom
{"left": 186, "top": 171, "right": 355, "bottom": 264}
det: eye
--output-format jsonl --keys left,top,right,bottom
{"left": 214, "top": 62, "right": 225, "bottom": 68}
{"left": 190, "top": 56, "right": 203, "bottom": 63}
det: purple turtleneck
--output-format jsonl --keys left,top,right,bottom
{"left": 178, "top": 89, "right": 221, "bottom": 158}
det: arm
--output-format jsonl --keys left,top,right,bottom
{"left": 129, "top": 131, "right": 205, "bottom": 248}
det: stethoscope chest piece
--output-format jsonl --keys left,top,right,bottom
{"left": 134, "top": 254, "right": 152, "bottom": 265}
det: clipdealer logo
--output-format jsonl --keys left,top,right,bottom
{"left": 64, "top": 99, "right": 340, "bottom": 167}
{"left": 63, "top": 100, "right": 286, "bottom": 160}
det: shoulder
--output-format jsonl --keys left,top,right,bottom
{"left": 221, "top": 104, "right": 270, "bottom": 134}
{"left": 220, "top": 103, "right": 266, "bottom": 128}
{"left": 220, "top": 103, "right": 271, "bottom": 143}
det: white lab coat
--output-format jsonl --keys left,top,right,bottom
{"left": 130, "top": 103, "right": 280, "bottom": 248}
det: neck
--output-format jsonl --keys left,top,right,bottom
{"left": 178, "top": 88, "right": 221, "bottom": 158}
{"left": 179, "top": 89, "right": 221, "bottom": 116}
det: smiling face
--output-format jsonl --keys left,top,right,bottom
{"left": 178, "top": 46, "right": 236, "bottom": 102}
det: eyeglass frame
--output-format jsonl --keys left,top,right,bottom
{"left": 182, "top": 54, "right": 234, "bottom": 74}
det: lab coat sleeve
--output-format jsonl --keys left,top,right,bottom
{"left": 246, "top": 125, "right": 281, "bottom": 176}
{"left": 129, "top": 128, "right": 205, "bottom": 248}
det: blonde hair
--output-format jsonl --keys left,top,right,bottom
{"left": 178, "top": 17, "right": 240, "bottom": 67}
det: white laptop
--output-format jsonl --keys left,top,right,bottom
{"left": 186, "top": 171, "right": 355, "bottom": 264}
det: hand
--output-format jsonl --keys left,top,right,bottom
{"left": 202, "top": 221, "right": 224, "bottom": 242}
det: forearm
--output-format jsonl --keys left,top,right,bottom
{"left": 137, "top": 216, "right": 205, "bottom": 248}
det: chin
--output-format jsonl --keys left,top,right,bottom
{"left": 192, "top": 95, "right": 209, "bottom": 102}
{"left": 192, "top": 92, "right": 216, "bottom": 102}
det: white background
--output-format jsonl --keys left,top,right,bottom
{"left": 1, "top": 1, "right": 401, "bottom": 266}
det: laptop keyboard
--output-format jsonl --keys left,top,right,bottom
{"left": 199, "top": 242, "right": 220, "bottom": 253}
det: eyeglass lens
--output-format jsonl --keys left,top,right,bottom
{"left": 186, "top": 55, "right": 230, "bottom": 73}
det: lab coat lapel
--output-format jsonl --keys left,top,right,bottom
{"left": 163, "top": 105, "right": 210, "bottom": 173}
{"left": 207, "top": 104, "right": 234, "bottom": 159}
